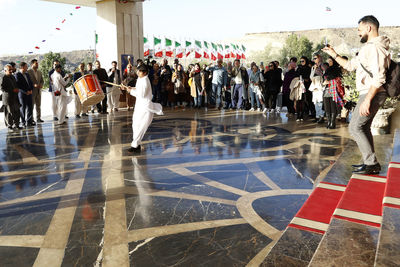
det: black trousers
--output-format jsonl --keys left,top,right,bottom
{"left": 4, "top": 103, "right": 20, "bottom": 127}
{"left": 18, "top": 94, "right": 33, "bottom": 125}
{"left": 96, "top": 87, "right": 108, "bottom": 112}
{"left": 323, "top": 97, "right": 337, "bottom": 118}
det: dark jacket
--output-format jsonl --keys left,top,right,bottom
{"left": 108, "top": 68, "right": 122, "bottom": 85}
{"left": 93, "top": 68, "right": 109, "bottom": 90}
{"left": 1, "top": 74, "right": 19, "bottom": 106}
{"left": 15, "top": 71, "right": 34, "bottom": 95}
{"left": 264, "top": 69, "right": 283, "bottom": 93}
{"left": 282, "top": 69, "right": 299, "bottom": 95}
{"left": 296, "top": 65, "right": 311, "bottom": 88}
{"left": 231, "top": 66, "right": 249, "bottom": 86}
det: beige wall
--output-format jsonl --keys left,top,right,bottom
{"left": 96, "top": 0, "right": 143, "bottom": 69}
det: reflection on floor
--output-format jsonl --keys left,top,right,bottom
{"left": 0, "top": 108, "right": 393, "bottom": 266}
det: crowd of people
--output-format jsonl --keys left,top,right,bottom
{"left": 1, "top": 53, "right": 351, "bottom": 130}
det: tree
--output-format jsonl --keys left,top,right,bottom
{"left": 279, "top": 34, "right": 313, "bottom": 66}
{"left": 248, "top": 44, "right": 278, "bottom": 66}
{"left": 39, "top": 52, "right": 67, "bottom": 89}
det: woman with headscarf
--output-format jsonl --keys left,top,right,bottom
{"left": 323, "top": 56, "right": 343, "bottom": 129}
{"left": 171, "top": 64, "right": 187, "bottom": 108}
{"left": 296, "top": 56, "right": 313, "bottom": 120}
{"left": 249, "top": 64, "right": 267, "bottom": 112}
{"left": 263, "top": 61, "right": 282, "bottom": 112}
{"left": 282, "top": 62, "right": 298, "bottom": 116}
{"left": 189, "top": 63, "right": 205, "bottom": 108}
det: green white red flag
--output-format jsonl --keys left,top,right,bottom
{"left": 144, "top": 37, "right": 150, "bottom": 57}
{"left": 241, "top": 45, "right": 246, "bottom": 59}
{"left": 203, "top": 41, "right": 210, "bottom": 59}
{"left": 211, "top": 43, "right": 217, "bottom": 61}
{"left": 154, "top": 37, "right": 162, "bottom": 57}
{"left": 165, "top": 38, "right": 173, "bottom": 57}
{"left": 195, "top": 40, "right": 202, "bottom": 58}
{"left": 217, "top": 44, "right": 224, "bottom": 59}
{"left": 175, "top": 41, "right": 184, "bottom": 58}
{"left": 185, "top": 41, "right": 192, "bottom": 57}
{"left": 224, "top": 45, "right": 230, "bottom": 59}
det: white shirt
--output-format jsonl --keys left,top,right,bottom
{"left": 130, "top": 75, "right": 163, "bottom": 115}
{"left": 51, "top": 71, "right": 70, "bottom": 96}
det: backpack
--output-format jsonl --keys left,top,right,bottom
{"left": 383, "top": 60, "right": 400, "bottom": 97}
{"left": 360, "top": 60, "right": 400, "bottom": 97}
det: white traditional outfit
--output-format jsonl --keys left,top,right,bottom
{"left": 51, "top": 71, "right": 71, "bottom": 125}
{"left": 130, "top": 75, "right": 163, "bottom": 148}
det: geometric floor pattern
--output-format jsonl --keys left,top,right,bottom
{"left": 0, "top": 108, "right": 352, "bottom": 266}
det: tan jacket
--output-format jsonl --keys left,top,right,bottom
{"left": 189, "top": 71, "right": 205, "bottom": 97}
{"left": 344, "top": 36, "right": 390, "bottom": 95}
{"left": 27, "top": 68, "right": 44, "bottom": 93}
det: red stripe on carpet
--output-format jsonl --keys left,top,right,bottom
{"left": 385, "top": 167, "right": 400, "bottom": 199}
{"left": 295, "top": 187, "right": 344, "bottom": 224}
{"left": 333, "top": 215, "right": 381, "bottom": 228}
{"left": 336, "top": 177, "right": 386, "bottom": 216}
{"left": 288, "top": 223, "right": 325, "bottom": 235}
{"left": 383, "top": 203, "right": 400, "bottom": 209}
{"left": 319, "top": 181, "right": 346, "bottom": 187}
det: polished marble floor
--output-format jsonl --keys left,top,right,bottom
{"left": 0, "top": 107, "right": 392, "bottom": 266}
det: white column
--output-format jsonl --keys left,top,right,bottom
{"left": 96, "top": 1, "right": 143, "bottom": 68}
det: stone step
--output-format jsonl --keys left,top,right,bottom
{"left": 261, "top": 182, "right": 345, "bottom": 266}
{"left": 375, "top": 162, "right": 400, "bottom": 266}
{"left": 309, "top": 174, "right": 387, "bottom": 266}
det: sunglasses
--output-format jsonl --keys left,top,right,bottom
{"left": 300, "top": 60, "right": 305, "bottom": 63}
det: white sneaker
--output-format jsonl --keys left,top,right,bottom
{"left": 296, "top": 119, "right": 300, "bottom": 122}
{"left": 257, "top": 108, "right": 261, "bottom": 112}
{"left": 270, "top": 109, "right": 275, "bottom": 113}
{"left": 249, "top": 108, "right": 255, "bottom": 111}
{"left": 263, "top": 108, "right": 268, "bottom": 113}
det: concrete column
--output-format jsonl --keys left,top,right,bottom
{"left": 96, "top": 0, "right": 143, "bottom": 69}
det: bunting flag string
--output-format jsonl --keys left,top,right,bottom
{"left": 27, "top": 5, "right": 82, "bottom": 54}
{"left": 142, "top": 36, "right": 247, "bottom": 61}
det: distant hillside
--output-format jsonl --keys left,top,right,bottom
{"left": 0, "top": 50, "right": 94, "bottom": 73}
{"left": 224, "top": 26, "right": 400, "bottom": 60}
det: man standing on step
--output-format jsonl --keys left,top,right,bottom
{"left": 323, "top": 15, "right": 390, "bottom": 175}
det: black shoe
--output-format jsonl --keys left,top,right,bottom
{"left": 127, "top": 145, "right": 141, "bottom": 154}
{"left": 30, "top": 121, "right": 36, "bottom": 126}
{"left": 353, "top": 163, "right": 381, "bottom": 175}
{"left": 75, "top": 115, "right": 81, "bottom": 118}
{"left": 8, "top": 126, "right": 13, "bottom": 130}
{"left": 65, "top": 116, "right": 68, "bottom": 119}
{"left": 54, "top": 117, "right": 58, "bottom": 121}
{"left": 37, "top": 119, "right": 44, "bottom": 123}
{"left": 352, "top": 164, "right": 366, "bottom": 172}
{"left": 352, "top": 163, "right": 365, "bottom": 168}
{"left": 82, "top": 113, "right": 88, "bottom": 117}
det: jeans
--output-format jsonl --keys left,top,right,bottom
{"left": 211, "top": 83, "right": 223, "bottom": 107}
{"left": 231, "top": 84, "right": 243, "bottom": 109}
{"left": 250, "top": 90, "right": 260, "bottom": 109}
{"left": 349, "top": 91, "right": 387, "bottom": 165}
{"left": 315, "top": 101, "right": 324, "bottom": 118}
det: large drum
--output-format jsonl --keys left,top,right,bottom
{"left": 74, "top": 74, "right": 105, "bottom": 106}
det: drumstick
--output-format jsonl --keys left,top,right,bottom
{"left": 103, "top": 81, "right": 123, "bottom": 87}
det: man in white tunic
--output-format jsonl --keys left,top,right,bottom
{"left": 51, "top": 65, "right": 71, "bottom": 125}
{"left": 122, "top": 65, "right": 163, "bottom": 153}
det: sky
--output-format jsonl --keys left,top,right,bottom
{"left": 0, "top": 0, "right": 399, "bottom": 56}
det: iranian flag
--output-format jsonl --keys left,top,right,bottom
{"left": 230, "top": 44, "right": 236, "bottom": 59}
{"left": 217, "top": 44, "right": 224, "bottom": 59}
{"left": 211, "top": 43, "right": 217, "bottom": 61}
{"left": 165, "top": 38, "right": 173, "bottom": 57}
{"left": 175, "top": 41, "right": 184, "bottom": 58}
{"left": 235, "top": 45, "right": 241, "bottom": 59}
{"left": 224, "top": 45, "right": 230, "bottom": 59}
{"left": 241, "top": 45, "right": 246, "bottom": 59}
{"left": 203, "top": 41, "right": 210, "bottom": 59}
{"left": 154, "top": 37, "right": 163, "bottom": 57}
{"left": 185, "top": 41, "right": 192, "bottom": 57}
{"left": 144, "top": 37, "right": 150, "bottom": 57}
{"left": 194, "top": 40, "right": 202, "bottom": 58}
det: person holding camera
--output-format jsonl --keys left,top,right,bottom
{"left": 323, "top": 15, "right": 390, "bottom": 174}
